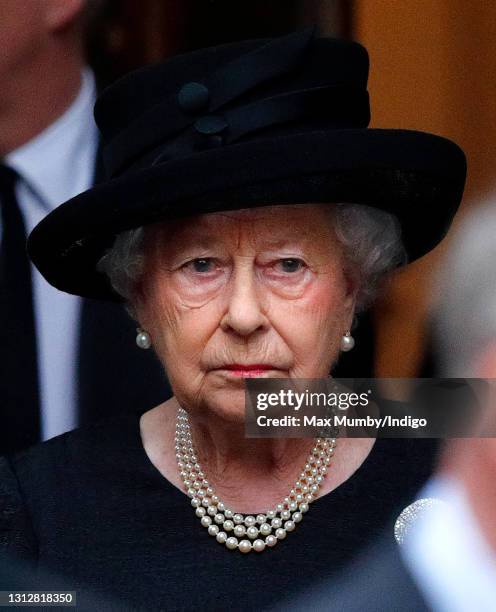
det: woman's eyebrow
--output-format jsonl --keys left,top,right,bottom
{"left": 169, "top": 235, "right": 223, "bottom": 250}
{"left": 169, "top": 233, "right": 309, "bottom": 252}
{"left": 261, "top": 238, "right": 308, "bottom": 249}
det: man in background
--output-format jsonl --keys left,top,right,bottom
{"left": 0, "top": 0, "right": 167, "bottom": 454}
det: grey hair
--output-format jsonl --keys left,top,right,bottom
{"left": 330, "top": 203, "right": 407, "bottom": 313}
{"left": 96, "top": 226, "right": 146, "bottom": 318}
{"left": 96, "top": 203, "right": 407, "bottom": 319}
{"left": 432, "top": 202, "right": 496, "bottom": 377}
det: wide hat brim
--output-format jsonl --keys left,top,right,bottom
{"left": 27, "top": 127, "right": 466, "bottom": 301}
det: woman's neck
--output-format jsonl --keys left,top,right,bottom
{"left": 140, "top": 396, "right": 375, "bottom": 514}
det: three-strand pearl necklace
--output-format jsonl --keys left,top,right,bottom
{"left": 175, "top": 407, "right": 337, "bottom": 553}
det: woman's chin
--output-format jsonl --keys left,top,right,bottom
{"left": 203, "top": 389, "right": 247, "bottom": 423}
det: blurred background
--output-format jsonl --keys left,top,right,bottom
{"left": 87, "top": 0, "right": 495, "bottom": 377}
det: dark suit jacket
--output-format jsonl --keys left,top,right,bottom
{"left": 1, "top": 146, "right": 170, "bottom": 455}
{"left": 274, "top": 532, "right": 431, "bottom": 612}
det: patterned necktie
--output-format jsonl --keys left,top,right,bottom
{"left": 0, "top": 163, "right": 40, "bottom": 454}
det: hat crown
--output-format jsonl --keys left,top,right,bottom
{"left": 26, "top": 28, "right": 466, "bottom": 302}
{"left": 94, "top": 29, "right": 370, "bottom": 179}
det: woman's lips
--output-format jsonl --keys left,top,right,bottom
{"left": 215, "top": 364, "right": 279, "bottom": 378}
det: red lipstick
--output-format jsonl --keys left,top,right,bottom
{"left": 217, "top": 364, "right": 276, "bottom": 377}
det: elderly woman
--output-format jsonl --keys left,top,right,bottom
{"left": 1, "top": 29, "right": 465, "bottom": 610}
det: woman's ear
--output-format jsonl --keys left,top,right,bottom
{"left": 130, "top": 282, "right": 148, "bottom": 329}
{"left": 340, "top": 272, "right": 358, "bottom": 338}
{"left": 343, "top": 271, "right": 359, "bottom": 313}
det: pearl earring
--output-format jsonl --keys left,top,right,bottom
{"left": 136, "top": 328, "right": 151, "bottom": 349}
{"left": 341, "top": 331, "right": 355, "bottom": 352}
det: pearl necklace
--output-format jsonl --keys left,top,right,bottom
{"left": 175, "top": 407, "right": 337, "bottom": 553}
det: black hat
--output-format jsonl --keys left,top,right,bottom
{"left": 27, "top": 27, "right": 466, "bottom": 301}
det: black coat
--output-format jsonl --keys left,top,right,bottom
{"left": 275, "top": 531, "right": 430, "bottom": 611}
{"left": 0, "top": 407, "right": 438, "bottom": 611}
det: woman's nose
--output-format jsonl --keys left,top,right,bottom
{"left": 220, "top": 264, "right": 268, "bottom": 336}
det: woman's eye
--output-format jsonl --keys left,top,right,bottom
{"left": 276, "top": 258, "right": 306, "bottom": 273}
{"left": 181, "top": 258, "right": 218, "bottom": 273}
{"left": 189, "top": 258, "right": 215, "bottom": 273}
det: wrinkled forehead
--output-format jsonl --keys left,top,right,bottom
{"left": 148, "top": 203, "right": 337, "bottom": 251}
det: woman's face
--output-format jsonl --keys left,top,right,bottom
{"left": 136, "top": 204, "right": 357, "bottom": 421}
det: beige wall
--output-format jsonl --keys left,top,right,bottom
{"left": 352, "top": 0, "right": 496, "bottom": 375}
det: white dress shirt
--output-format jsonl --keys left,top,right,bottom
{"left": 401, "top": 475, "right": 496, "bottom": 612}
{"left": 3, "top": 68, "right": 98, "bottom": 440}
